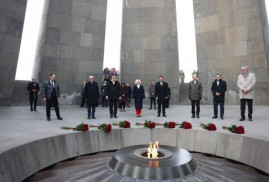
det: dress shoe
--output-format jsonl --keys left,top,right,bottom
{"left": 149, "top": 108, "right": 152, "bottom": 110}
{"left": 110, "top": 115, "right": 113, "bottom": 118}
{"left": 221, "top": 117, "right": 224, "bottom": 120}
{"left": 30, "top": 108, "right": 33, "bottom": 112}
{"left": 88, "top": 117, "right": 91, "bottom": 119}
{"left": 57, "top": 117, "right": 63, "bottom": 120}
{"left": 249, "top": 118, "right": 253, "bottom": 121}
{"left": 47, "top": 118, "right": 51, "bottom": 121}
{"left": 163, "top": 115, "right": 167, "bottom": 117}
{"left": 191, "top": 115, "right": 195, "bottom": 118}
{"left": 114, "top": 115, "right": 117, "bottom": 118}
{"left": 239, "top": 118, "right": 245, "bottom": 121}
{"left": 34, "top": 108, "right": 37, "bottom": 111}
{"left": 212, "top": 116, "right": 217, "bottom": 119}
{"left": 157, "top": 114, "right": 160, "bottom": 117}
{"left": 92, "top": 116, "right": 96, "bottom": 119}
{"left": 196, "top": 115, "right": 200, "bottom": 118}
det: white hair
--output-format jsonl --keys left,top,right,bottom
{"left": 135, "top": 79, "right": 141, "bottom": 85}
{"left": 241, "top": 66, "right": 248, "bottom": 70}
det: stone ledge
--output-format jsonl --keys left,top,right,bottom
{"left": 0, "top": 128, "right": 268, "bottom": 182}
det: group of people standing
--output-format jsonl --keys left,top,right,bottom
{"left": 81, "top": 75, "right": 171, "bottom": 119}
{"left": 27, "top": 65, "right": 256, "bottom": 122}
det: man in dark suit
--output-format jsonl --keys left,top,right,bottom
{"left": 27, "top": 78, "right": 40, "bottom": 111}
{"left": 42, "top": 74, "right": 63, "bottom": 121}
{"left": 84, "top": 76, "right": 99, "bottom": 119}
{"left": 155, "top": 76, "right": 169, "bottom": 117}
{"left": 211, "top": 74, "right": 227, "bottom": 119}
{"left": 106, "top": 75, "right": 121, "bottom": 118}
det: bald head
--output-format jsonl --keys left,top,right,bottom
{"left": 89, "top": 75, "right": 94, "bottom": 82}
{"left": 241, "top": 66, "right": 248, "bottom": 74}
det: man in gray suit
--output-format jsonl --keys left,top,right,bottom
{"left": 237, "top": 66, "right": 256, "bottom": 121}
{"left": 188, "top": 73, "right": 203, "bottom": 118}
{"left": 42, "top": 73, "right": 63, "bottom": 121}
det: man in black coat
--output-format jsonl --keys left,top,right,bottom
{"left": 106, "top": 75, "right": 121, "bottom": 118}
{"left": 84, "top": 76, "right": 99, "bottom": 119}
{"left": 211, "top": 74, "right": 227, "bottom": 119}
{"left": 27, "top": 78, "right": 40, "bottom": 111}
{"left": 155, "top": 76, "right": 169, "bottom": 117}
{"left": 42, "top": 74, "right": 63, "bottom": 121}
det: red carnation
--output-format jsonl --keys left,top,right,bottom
{"left": 235, "top": 126, "right": 244, "bottom": 134}
{"left": 82, "top": 124, "right": 89, "bottom": 132}
{"left": 105, "top": 124, "right": 112, "bottom": 132}
{"left": 124, "top": 121, "right": 131, "bottom": 128}
{"left": 168, "top": 122, "right": 176, "bottom": 128}
{"left": 208, "top": 123, "right": 216, "bottom": 131}
{"left": 149, "top": 122, "right": 155, "bottom": 129}
{"left": 184, "top": 122, "right": 192, "bottom": 129}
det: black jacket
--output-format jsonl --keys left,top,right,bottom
{"left": 211, "top": 79, "right": 227, "bottom": 101}
{"left": 106, "top": 81, "right": 121, "bottom": 100}
{"left": 42, "top": 80, "right": 60, "bottom": 99}
{"left": 84, "top": 81, "right": 99, "bottom": 105}
{"left": 27, "top": 82, "right": 40, "bottom": 100}
{"left": 155, "top": 82, "right": 169, "bottom": 104}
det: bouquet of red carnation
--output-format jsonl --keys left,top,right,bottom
{"left": 113, "top": 120, "right": 131, "bottom": 128}
{"left": 163, "top": 121, "right": 177, "bottom": 128}
{"left": 179, "top": 121, "right": 192, "bottom": 129}
{"left": 89, "top": 123, "right": 112, "bottom": 132}
{"left": 200, "top": 123, "right": 216, "bottom": 131}
{"left": 136, "top": 120, "right": 155, "bottom": 129}
{"left": 223, "top": 125, "right": 245, "bottom": 134}
{"left": 61, "top": 123, "right": 89, "bottom": 132}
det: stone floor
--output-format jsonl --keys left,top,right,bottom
{"left": 1, "top": 104, "right": 269, "bottom": 152}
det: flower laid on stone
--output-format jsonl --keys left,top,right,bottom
{"left": 163, "top": 121, "right": 177, "bottom": 128}
{"left": 136, "top": 120, "right": 155, "bottom": 129}
{"left": 89, "top": 123, "right": 112, "bottom": 132}
{"left": 200, "top": 123, "right": 216, "bottom": 131}
{"left": 113, "top": 120, "right": 131, "bottom": 128}
{"left": 179, "top": 121, "right": 192, "bottom": 129}
{"left": 61, "top": 123, "right": 89, "bottom": 132}
{"left": 223, "top": 125, "right": 245, "bottom": 134}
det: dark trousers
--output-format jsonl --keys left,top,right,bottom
{"left": 30, "top": 98, "right": 37, "bottom": 109}
{"left": 46, "top": 97, "right": 60, "bottom": 119}
{"left": 119, "top": 102, "right": 126, "bottom": 110}
{"left": 102, "top": 95, "right": 107, "bottom": 107}
{"left": 158, "top": 102, "right": 166, "bottom": 115}
{"left": 80, "top": 96, "right": 85, "bottom": 107}
{"left": 150, "top": 97, "right": 156, "bottom": 109}
{"left": 214, "top": 100, "right": 224, "bottom": 117}
{"left": 191, "top": 100, "right": 200, "bottom": 116}
{"left": 109, "top": 100, "right": 118, "bottom": 116}
{"left": 240, "top": 99, "right": 253, "bottom": 119}
{"left": 87, "top": 104, "right": 96, "bottom": 117}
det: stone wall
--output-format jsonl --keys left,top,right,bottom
{"left": 39, "top": 0, "right": 107, "bottom": 104}
{"left": 194, "top": 0, "right": 269, "bottom": 105}
{"left": 0, "top": 0, "right": 27, "bottom": 105}
{"left": 120, "top": 0, "right": 179, "bottom": 104}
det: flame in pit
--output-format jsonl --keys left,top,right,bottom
{"left": 147, "top": 141, "right": 159, "bottom": 159}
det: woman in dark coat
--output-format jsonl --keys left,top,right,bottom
{"left": 132, "top": 79, "right": 145, "bottom": 117}
{"left": 119, "top": 83, "right": 128, "bottom": 112}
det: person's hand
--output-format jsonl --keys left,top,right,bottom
{"left": 188, "top": 96, "right": 191, "bottom": 100}
{"left": 106, "top": 96, "right": 108, "bottom": 100}
{"left": 123, "top": 94, "right": 125, "bottom": 96}
{"left": 243, "top": 88, "right": 248, "bottom": 93}
{"left": 43, "top": 98, "right": 46, "bottom": 101}
{"left": 119, "top": 97, "right": 122, "bottom": 100}
{"left": 156, "top": 97, "right": 158, "bottom": 100}
{"left": 165, "top": 97, "right": 168, "bottom": 99}
{"left": 216, "top": 92, "right": 220, "bottom": 96}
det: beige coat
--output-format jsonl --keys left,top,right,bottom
{"left": 188, "top": 80, "right": 203, "bottom": 100}
{"left": 237, "top": 73, "right": 256, "bottom": 99}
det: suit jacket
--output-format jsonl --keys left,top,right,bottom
{"left": 84, "top": 81, "right": 99, "bottom": 105}
{"left": 237, "top": 73, "right": 256, "bottom": 99}
{"left": 42, "top": 80, "right": 60, "bottom": 99}
{"left": 188, "top": 80, "right": 203, "bottom": 101}
{"left": 132, "top": 85, "right": 145, "bottom": 109}
{"left": 155, "top": 82, "right": 169, "bottom": 104}
{"left": 27, "top": 82, "right": 40, "bottom": 100}
{"left": 211, "top": 79, "right": 227, "bottom": 101}
{"left": 106, "top": 81, "right": 121, "bottom": 100}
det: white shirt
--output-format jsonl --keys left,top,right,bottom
{"left": 160, "top": 82, "right": 163, "bottom": 86}
{"left": 217, "top": 80, "right": 220, "bottom": 86}
{"left": 137, "top": 85, "right": 140, "bottom": 89}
